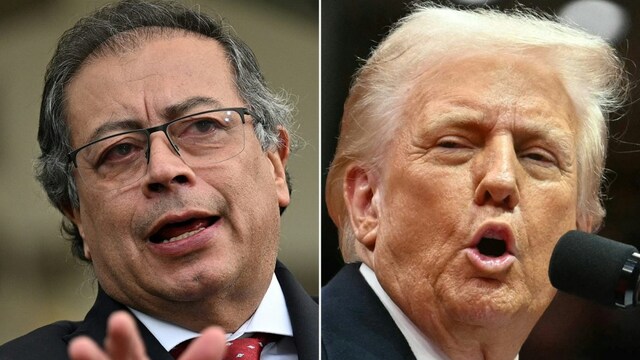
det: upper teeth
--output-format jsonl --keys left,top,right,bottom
{"left": 482, "top": 231, "right": 504, "bottom": 241}
{"left": 161, "top": 227, "right": 205, "bottom": 243}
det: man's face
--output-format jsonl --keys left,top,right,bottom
{"left": 65, "top": 34, "right": 290, "bottom": 325}
{"left": 352, "top": 54, "right": 580, "bottom": 333}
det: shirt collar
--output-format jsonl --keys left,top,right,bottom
{"left": 359, "top": 264, "right": 519, "bottom": 360}
{"left": 130, "top": 272, "right": 293, "bottom": 351}
{"left": 359, "top": 263, "right": 448, "bottom": 360}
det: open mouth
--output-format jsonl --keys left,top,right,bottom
{"left": 477, "top": 237, "right": 507, "bottom": 257}
{"left": 466, "top": 225, "right": 516, "bottom": 272}
{"left": 149, "top": 216, "right": 219, "bottom": 244}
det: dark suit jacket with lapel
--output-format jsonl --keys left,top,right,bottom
{"left": 321, "top": 263, "right": 416, "bottom": 360}
{"left": 0, "top": 261, "right": 318, "bottom": 360}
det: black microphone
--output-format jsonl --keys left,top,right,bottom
{"left": 549, "top": 230, "right": 640, "bottom": 308}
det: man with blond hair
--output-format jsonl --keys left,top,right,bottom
{"left": 322, "top": 3, "right": 628, "bottom": 359}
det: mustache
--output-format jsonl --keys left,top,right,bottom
{"left": 133, "top": 195, "right": 228, "bottom": 238}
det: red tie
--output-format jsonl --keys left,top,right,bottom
{"left": 169, "top": 333, "right": 277, "bottom": 360}
{"left": 223, "top": 333, "right": 276, "bottom": 360}
{"left": 169, "top": 339, "right": 192, "bottom": 359}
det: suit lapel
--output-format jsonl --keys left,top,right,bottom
{"left": 61, "top": 264, "right": 317, "bottom": 360}
{"left": 322, "top": 263, "right": 416, "bottom": 360}
{"left": 275, "top": 260, "right": 319, "bottom": 360}
{"left": 62, "top": 287, "right": 173, "bottom": 360}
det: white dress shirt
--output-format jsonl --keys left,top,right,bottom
{"left": 130, "top": 273, "right": 297, "bottom": 359}
{"left": 360, "top": 264, "right": 519, "bottom": 360}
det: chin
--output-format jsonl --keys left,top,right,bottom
{"left": 453, "top": 301, "right": 522, "bottom": 327}
{"left": 442, "top": 280, "right": 532, "bottom": 327}
{"left": 165, "top": 265, "right": 232, "bottom": 298}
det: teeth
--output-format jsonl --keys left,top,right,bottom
{"left": 482, "top": 231, "right": 504, "bottom": 241}
{"left": 161, "top": 227, "right": 205, "bottom": 243}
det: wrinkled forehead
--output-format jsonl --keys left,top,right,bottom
{"left": 63, "top": 32, "right": 240, "bottom": 148}
{"left": 403, "top": 52, "right": 578, "bottom": 133}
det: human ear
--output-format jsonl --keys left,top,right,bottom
{"left": 266, "top": 126, "right": 290, "bottom": 208}
{"left": 63, "top": 205, "right": 91, "bottom": 260}
{"left": 343, "top": 164, "right": 380, "bottom": 251}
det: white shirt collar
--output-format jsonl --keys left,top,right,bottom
{"left": 359, "top": 263, "right": 449, "bottom": 360}
{"left": 360, "top": 264, "right": 520, "bottom": 360}
{"left": 130, "top": 273, "right": 293, "bottom": 351}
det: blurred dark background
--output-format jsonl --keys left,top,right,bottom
{"left": 321, "top": 0, "right": 640, "bottom": 358}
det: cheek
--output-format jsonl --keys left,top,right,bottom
{"left": 374, "top": 168, "right": 472, "bottom": 276}
{"left": 521, "top": 183, "right": 578, "bottom": 284}
{"left": 223, "top": 154, "right": 273, "bottom": 202}
{"left": 379, "top": 162, "right": 472, "bottom": 237}
{"left": 76, "top": 186, "right": 137, "bottom": 247}
{"left": 211, "top": 152, "right": 280, "bottom": 229}
{"left": 527, "top": 182, "right": 578, "bottom": 239}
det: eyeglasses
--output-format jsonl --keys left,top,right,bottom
{"left": 68, "top": 107, "right": 251, "bottom": 191}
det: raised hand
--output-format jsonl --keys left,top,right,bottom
{"left": 68, "top": 311, "right": 226, "bottom": 360}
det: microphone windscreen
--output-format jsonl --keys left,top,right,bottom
{"left": 549, "top": 230, "right": 638, "bottom": 306}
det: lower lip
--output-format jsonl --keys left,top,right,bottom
{"left": 147, "top": 219, "right": 221, "bottom": 257}
{"left": 464, "top": 248, "right": 515, "bottom": 273}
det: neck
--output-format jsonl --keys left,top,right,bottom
{"left": 362, "top": 262, "right": 537, "bottom": 360}
{"left": 106, "top": 271, "right": 273, "bottom": 333}
{"left": 158, "top": 287, "right": 266, "bottom": 332}
{"left": 421, "top": 316, "right": 528, "bottom": 360}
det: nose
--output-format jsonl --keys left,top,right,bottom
{"left": 141, "top": 132, "right": 196, "bottom": 195}
{"left": 473, "top": 136, "right": 520, "bottom": 210}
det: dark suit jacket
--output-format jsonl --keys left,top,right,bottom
{"left": 321, "top": 263, "right": 416, "bottom": 360}
{"left": 0, "top": 261, "right": 318, "bottom": 360}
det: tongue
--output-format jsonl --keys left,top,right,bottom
{"left": 155, "top": 218, "right": 210, "bottom": 241}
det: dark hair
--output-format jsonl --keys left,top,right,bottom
{"left": 35, "top": 0, "right": 295, "bottom": 262}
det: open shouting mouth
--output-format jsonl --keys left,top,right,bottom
{"left": 466, "top": 223, "right": 517, "bottom": 273}
{"left": 150, "top": 216, "right": 220, "bottom": 244}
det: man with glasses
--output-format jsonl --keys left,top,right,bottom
{"left": 0, "top": 1, "right": 318, "bottom": 359}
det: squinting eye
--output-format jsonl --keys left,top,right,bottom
{"left": 438, "top": 141, "right": 461, "bottom": 148}
{"left": 436, "top": 138, "right": 469, "bottom": 149}
{"left": 522, "top": 150, "right": 556, "bottom": 166}
{"left": 526, "top": 153, "right": 547, "bottom": 161}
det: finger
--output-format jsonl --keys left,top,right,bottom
{"left": 178, "top": 326, "right": 226, "bottom": 360}
{"left": 103, "top": 311, "right": 149, "bottom": 360}
{"left": 68, "top": 336, "right": 110, "bottom": 360}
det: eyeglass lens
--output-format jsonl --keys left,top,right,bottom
{"left": 72, "top": 109, "right": 246, "bottom": 190}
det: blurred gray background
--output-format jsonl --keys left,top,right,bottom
{"left": 0, "top": 0, "right": 318, "bottom": 343}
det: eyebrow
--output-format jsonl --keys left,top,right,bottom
{"left": 84, "top": 120, "right": 141, "bottom": 146}
{"left": 425, "top": 107, "right": 486, "bottom": 132}
{"left": 83, "top": 96, "right": 224, "bottom": 145}
{"left": 426, "top": 106, "right": 575, "bottom": 160}
{"left": 162, "top": 96, "right": 223, "bottom": 120}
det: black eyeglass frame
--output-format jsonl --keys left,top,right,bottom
{"left": 67, "top": 107, "right": 253, "bottom": 168}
